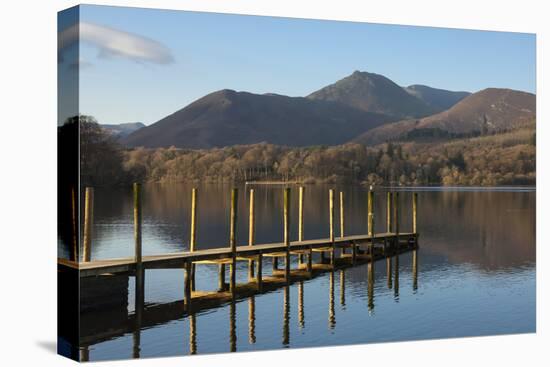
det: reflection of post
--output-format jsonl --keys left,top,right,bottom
{"left": 79, "top": 347, "right": 89, "bottom": 362}
{"left": 248, "top": 189, "right": 255, "bottom": 279}
{"left": 329, "top": 189, "right": 335, "bottom": 266}
{"left": 229, "top": 300, "right": 236, "bottom": 352}
{"left": 412, "top": 249, "right": 418, "bottom": 292}
{"left": 339, "top": 270, "right": 346, "bottom": 307}
{"left": 248, "top": 296, "right": 256, "bottom": 344}
{"left": 284, "top": 188, "right": 291, "bottom": 282}
{"left": 71, "top": 186, "right": 78, "bottom": 261}
{"left": 393, "top": 192, "right": 400, "bottom": 250}
{"left": 367, "top": 262, "right": 374, "bottom": 312}
{"left": 133, "top": 266, "right": 144, "bottom": 358}
{"left": 283, "top": 285, "right": 290, "bottom": 346}
{"left": 229, "top": 188, "right": 238, "bottom": 297}
{"left": 189, "top": 313, "right": 197, "bottom": 355}
{"left": 190, "top": 188, "right": 197, "bottom": 291}
{"left": 394, "top": 255, "right": 400, "bottom": 301}
{"left": 386, "top": 256, "right": 393, "bottom": 289}
{"left": 82, "top": 187, "right": 94, "bottom": 262}
{"left": 329, "top": 271, "right": 335, "bottom": 329}
{"left": 298, "top": 281, "right": 304, "bottom": 329}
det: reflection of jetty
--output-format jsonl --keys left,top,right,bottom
{"left": 59, "top": 185, "right": 419, "bottom": 358}
{"left": 75, "top": 249, "right": 418, "bottom": 359}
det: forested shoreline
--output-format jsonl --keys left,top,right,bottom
{"left": 75, "top": 116, "right": 536, "bottom": 187}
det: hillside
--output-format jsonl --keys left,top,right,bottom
{"left": 122, "top": 89, "right": 392, "bottom": 148}
{"left": 404, "top": 85, "right": 470, "bottom": 111}
{"left": 101, "top": 122, "right": 145, "bottom": 139}
{"left": 353, "top": 88, "right": 536, "bottom": 146}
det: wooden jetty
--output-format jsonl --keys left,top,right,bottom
{"left": 59, "top": 185, "right": 419, "bottom": 316}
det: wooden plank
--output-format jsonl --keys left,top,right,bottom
{"left": 59, "top": 232, "right": 417, "bottom": 277}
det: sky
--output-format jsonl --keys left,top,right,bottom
{"left": 58, "top": 5, "right": 536, "bottom": 126}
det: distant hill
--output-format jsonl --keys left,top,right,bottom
{"left": 307, "top": 71, "right": 438, "bottom": 119}
{"left": 404, "top": 85, "right": 470, "bottom": 111}
{"left": 101, "top": 122, "right": 145, "bottom": 139}
{"left": 122, "top": 89, "right": 392, "bottom": 148}
{"left": 352, "top": 88, "right": 536, "bottom": 146}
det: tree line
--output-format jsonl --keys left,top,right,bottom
{"left": 76, "top": 115, "right": 536, "bottom": 187}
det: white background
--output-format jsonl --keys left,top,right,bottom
{"left": 0, "top": 0, "right": 547, "bottom": 366}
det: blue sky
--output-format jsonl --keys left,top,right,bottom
{"left": 58, "top": 5, "right": 536, "bottom": 125}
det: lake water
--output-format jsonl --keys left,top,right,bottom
{"left": 61, "top": 183, "right": 536, "bottom": 361}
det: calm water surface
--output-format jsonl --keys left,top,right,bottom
{"left": 66, "top": 184, "right": 536, "bottom": 361}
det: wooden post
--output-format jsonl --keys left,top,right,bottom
{"left": 218, "top": 264, "right": 226, "bottom": 292}
{"left": 412, "top": 192, "right": 418, "bottom": 234}
{"left": 190, "top": 188, "right": 197, "bottom": 251}
{"left": 339, "top": 191, "right": 345, "bottom": 238}
{"left": 329, "top": 189, "right": 335, "bottom": 266}
{"left": 368, "top": 190, "right": 374, "bottom": 236}
{"left": 368, "top": 190, "right": 374, "bottom": 255}
{"left": 184, "top": 261, "right": 192, "bottom": 307}
{"left": 393, "top": 191, "right": 400, "bottom": 250}
{"left": 133, "top": 183, "right": 142, "bottom": 265}
{"left": 189, "top": 188, "right": 197, "bottom": 291}
{"left": 256, "top": 253, "right": 263, "bottom": 291}
{"left": 298, "top": 186, "right": 304, "bottom": 264}
{"left": 229, "top": 188, "right": 238, "bottom": 295}
{"left": 386, "top": 191, "right": 392, "bottom": 233}
{"left": 82, "top": 187, "right": 94, "bottom": 262}
{"left": 284, "top": 187, "right": 291, "bottom": 282}
{"left": 248, "top": 189, "right": 255, "bottom": 279}
{"left": 351, "top": 240, "right": 357, "bottom": 265}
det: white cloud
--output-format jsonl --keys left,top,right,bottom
{"left": 58, "top": 21, "right": 174, "bottom": 65}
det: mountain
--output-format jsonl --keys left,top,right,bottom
{"left": 404, "top": 85, "right": 470, "bottom": 111}
{"left": 307, "top": 71, "right": 437, "bottom": 119}
{"left": 101, "top": 122, "right": 145, "bottom": 139}
{"left": 352, "top": 88, "right": 536, "bottom": 146}
{"left": 122, "top": 89, "right": 392, "bottom": 149}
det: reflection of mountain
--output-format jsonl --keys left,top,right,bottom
{"left": 413, "top": 191, "right": 535, "bottom": 269}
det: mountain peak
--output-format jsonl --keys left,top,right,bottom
{"left": 307, "top": 71, "right": 436, "bottom": 119}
